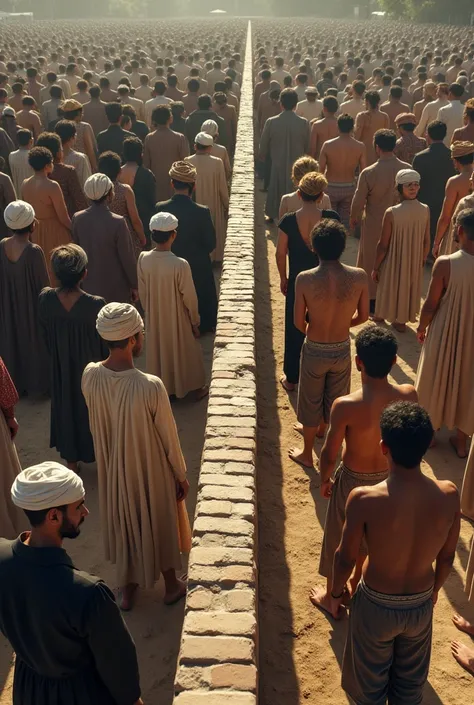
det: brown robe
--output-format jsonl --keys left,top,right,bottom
{"left": 143, "top": 126, "right": 189, "bottom": 202}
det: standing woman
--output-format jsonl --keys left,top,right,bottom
{"left": 38, "top": 244, "right": 107, "bottom": 473}
{"left": 118, "top": 137, "right": 156, "bottom": 247}
{"left": 0, "top": 356, "right": 25, "bottom": 538}
{"left": 276, "top": 171, "right": 339, "bottom": 391}
{"left": 98, "top": 150, "right": 147, "bottom": 258}
{"left": 372, "top": 169, "right": 430, "bottom": 333}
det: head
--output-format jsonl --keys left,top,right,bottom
{"left": 153, "top": 80, "right": 167, "bottom": 96}
{"left": 337, "top": 113, "right": 354, "bottom": 135}
{"left": 54, "top": 119, "right": 76, "bottom": 149}
{"left": 97, "top": 302, "right": 144, "bottom": 359}
{"left": 389, "top": 86, "right": 403, "bottom": 101}
{"left": 21, "top": 96, "right": 35, "bottom": 111}
{"left": 150, "top": 212, "right": 178, "bottom": 247}
{"left": 291, "top": 155, "right": 319, "bottom": 188}
{"left": 448, "top": 82, "right": 464, "bottom": 101}
{"left": 437, "top": 82, "right": 449, "bottom": 100}
{"left": 427, "top": 120, "right": 447, "bottom": 144}
{"left": 98, "top": 151, "right": 121, "bottom": 182}
{"left": 380, "top": 402, "right": 433, "bottom": 469}
{"left": 396, "top": 169, "right": 421, "bottom": 199}
{"left": 455, "top": 207, "right": 474, "bottom": 247}
{"left": 151, "top": 104, "right": 172, "bottom": 128}
{"left": 123, "top": 136, "right": 143, "bottom": 165}
{"left": 169, "top": 160, "right": 197, "bottom": 195}
{"left": 355, "top": 326, "right": 397, "bottom": 379}
{"left": 4, "top": 199, "right": 35, "bottom": 236}
{"left": 352, "top": 80, "right": 365, "bottom": 98}
{"left": 365, "top": 90, "right": 380, "bottom": 110}
{"left": 323, "top": 96, "right": 338, "bottom": 117}
{"left": 464, "top": 99, "right": 474, "bottom": 125}
{"left": 51, "top": 243, "right": 87, "bottom": 289}
{"left": 197, "top": 94, "right": 212, "bottom": 111}
{"left": 28, "top": 144, "right": 55, "bottom": 174}
{"left": 451, "top": 142, "right": 474, "bottom": 170}
{"left": 374, "top": 129, "right": 397, "bottom": 156}
{"left": 104, "top": 102, "right": 122, "bottom": 126}
{"left": 280, "top": 88, "right": 298, "bottom": 111}
{"left": 298, "top": 171, "right": 328, "bottom": 203}
{"left": 17, "top": 128, "right": 32, "bottom": 148}
{"left": 311, "top": 219, "right": 346, "bottom": 261}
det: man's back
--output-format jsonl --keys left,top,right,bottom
{"left": 413, "top": 143, "right": 456, "bottom": 210}
{"left": 310, "top": 117, "right": 338, "bottom": 158}
{"left": 83, "top": 99, "right": 109, "bottom": 136}
{"left": 156, "top": 195, "right": 216, "bottom": 262}
{"left": 321, "top": 135, "right": 364, "bottom": 182}
{"left": 96, "top": 125, "right": 128, "bottom": 159}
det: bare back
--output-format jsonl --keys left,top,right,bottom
{"left": 322, "top": 136, "right": 365, "bottom": 183}
{"left": 21, "top": 176, "right": 58, "bottom": 220}
{"left": 311, "top": 117, "right": 338, "bottom": 158}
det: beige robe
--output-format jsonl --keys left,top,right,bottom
{"left": 0, "top": 413, "right": 24, "bottom": 539}
{"left": 81, "top": 362, "right": 191, "bottom": 588}
{"left": 143, "top": 126, "right": 189, "bottom": 202}
{"left": 465, "top": 533, "right": 474, "bottom": 604}
{"left": 441, "top": 193, "right": 474, "bottom": 256}
{"left": 210, "top": 143, "right": 231, "bottom": 182}
{"left": 375, "top": 200, "right": 429, "bottom": 324}
{"left": 351, "top": 155, "right": 410, "bottom": 299}
{"left": 137, "top": 250, "right": 205, "bottom": 398}
{"left": 416, "top": 250, "right": 474, "bottom": 435}
{"left": 186, "top": 152, "right": 229, "bottom": 262}
{"left": 461, "top": 445, "right": 474, "bottom": 521}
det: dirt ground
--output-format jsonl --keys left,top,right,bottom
{"left": 0, "top": 326, "right": 216, "bottom": 705}
{"left": 255, "top": 185, "right": 474, "bottom": 705}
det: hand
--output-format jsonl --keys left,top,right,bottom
{"left": 6, "top": 416, "right": 18, "bottom": 440}
{"left": 139, "top": 238, "right": 147, "bottom": 247}
{"left": 280, "top": 277, "right": 288, "bottom": 296}
{"left": 371, "top": 269, "right": 379, "bottom": 283}
{"left": 320, "top": 478, "right": 334, "bottom": 499}
{"left": 432, "top": 243, "right": 439, "bottom": 259}
{"left": 131, "top": 289, "right": 139, "bottom": 303}
{"left": 192, "top": 324, "right": 201, "bottom": 339}
{"left": 416, "top": 327, "right": 426, "bottom": 344}
{"left": 177, "top": 478, "right": 190, "bottom": 501}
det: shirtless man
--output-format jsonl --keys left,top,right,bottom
{"left": 380, "top": 86, "right": 410, "bottom": 130}
{"left": 310, "top": 326, "right": 417, "bottom": 614}
{"left": 289, "top": 219, "right": 369, "bottom": 468}
{"left": 319, "top": 113, "right": 366, "bottom": 228}
{"left": 332, "top": 401, "right": 460, "bottom": 705}
{"left": 15, "top": 96, "right": 42, "bottom": 141}
{"left": 310, "top": 96, "right": 339, "bottom": 160}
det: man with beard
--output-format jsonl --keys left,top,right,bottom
{"left": 0, "top": 463, "right": 142, "bottom": 705}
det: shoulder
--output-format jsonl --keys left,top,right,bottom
{"left": 435, "top": 478, "right": 460, "bottom": 502}
{"left": 38, "top": 286, "right": 54, "bottom": 301}
{"left": 155, "top": 199, "right": 173, "bottom": 210}
{"left": 82, "top": 361, "right": 101, "bottom": 380}
{"left": 344, "top": 264, "right": 368, "bottom": 281}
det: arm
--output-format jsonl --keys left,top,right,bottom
{"left": 354, "top": 112, "right": 363, "bottom": 141}
{"left": 293, "top": 274, "right": 307, "bottom": 334}
{"left": 3, "top": 173, "right": 16, "bottom": 203}
{"left": 319, "top": 400, "right": 348, "bottom": 495}
{"left": 179, "top": 261, "right": 200, "bottom": 329}
{"left": 415, "top": 103, "right": 430, "bottom": 137}
{"left": 372, "top": 209, "right": 393, "bottom": 281}
{"left": 50, "top": 182, "right": 72, "bottom": 230}
{"left": 351, "top": 273, "right": 369, "bottom": 327}
{"left": 223, "top": 148, "right": 232, "bottom": 181}
{"left": 331, "top": 489, "right": 367, "bottom": 614}
{"left": 0, "top": 358, "right": 19, "bottom": 438}
{"left": 124, "top": 185, "right": 146, "bottom": 246}
{"left": 83, "top": 124, "right": 97, "bottom": 172}
{"left": 116, "top": 217, "right": 139, "bottom": 290}
{"left": 318, "top": 144, "right": 327, "bottom": 174}
{"left": 349, "top": 170, "right": 368, "bottom": 230}
{"left": 358, "top": 143, "right": 367, "bottom": 172}
{"left": 137, "top": 254, "right": 146, "bottom": 307}
{"left": 275, "top": 228, "right": 289, "bottom": 295}
{"left": 417, "top": 258, "right": 450, "bottom": 342}
{"left": 31, "top": 114, "right": 41, "bottom": 141}
{"left": 279, "top": 195, "right": 288, "bottom": 220}
{"left": 154, "top": 378, "right": 188, "bottom": 483}
{"left": 179, "top": 134, "right": 190, "bottom": 160}
{"left": 258, "top": 119, "right": 270, "bottom": 161}
{"left": 433, "top": 181, "right": 457, "bottom": 257}
{"left": 433, "top": 485, "right": 461, "bottom": 602}
{"left": 309, "top": 123, "right": 319, "bottom": 158}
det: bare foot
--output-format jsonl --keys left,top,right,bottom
{"left": 453, "top": 614, "right": 474, "bottom": 636}
{"left": 451, "top": 641, "right": 474, "bottom": 675}
{"left": 289, "top": 447, "right": 314, "bottom": 469}
{"left": 370, "top": 316, "right": 385, "bottom": 323}
{"left": 280, "top": 375, "right": 296, "bottom": 392}
{"left": 193, "top": 385, "right": 209, "bottom": 402}
{"left": 119, "top": 583, "right": 139, "bottom": 611}
{"left": 315, "top": 423, "right": 327, "bottom": 439}
{"left": 449, "top": 435, "right": 468, "bottom": 459}
{"left": 392, "top": 322, "right": 407, "bottom": 333}
{"left": 309, "top": 586, "right": 345, "bottom": 619}
{"left": 293, "top": 422, "right": 303, "bottom": 435}
{"left": 164, "top": 578, "right": 187, "bottom": 606}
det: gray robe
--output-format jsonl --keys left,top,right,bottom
{"left": 259, "top": 110, "right": 310, "bottom": 220}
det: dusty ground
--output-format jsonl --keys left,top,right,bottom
{"left": 0, "top": 323, "right": 216, "bottom": 705}
{"left": 255, "top": 185, "right": 474, "bottom": 705}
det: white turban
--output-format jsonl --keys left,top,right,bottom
{"left": 149, "top": 212, "right": 178, "bottom": 232}
{"left": 201, "top": 119, "right": 218, "bottom": 137}
{"left": 395, "top": 169, "right": 421, "bottom": 185}
{"left": 11, "top": 462, "right": 84, "bottom": 511}
{"left": 84, "top": 173, "right": 113, "bottom": 201}
{"left": 96, "top": 302, "right": 144, "bottom": 341}
{"left": 4, "top": 200, "right": 35, "bottom": 231}
{"left": 195, "top": 131, "right": 214, "bottom": 146}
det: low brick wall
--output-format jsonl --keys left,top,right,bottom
{"left": 173, "top": 21, "right": 257, "bottom": 705}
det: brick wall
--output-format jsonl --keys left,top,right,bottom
{"left": 173, "top": 20, "right": 257, "bottom": 705}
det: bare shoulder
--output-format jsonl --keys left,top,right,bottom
{"left": 342, "top": 263, "right": 368, "bottom": 281}
{"left": 433, "top": 478, "right": 460, "bottom": 501}
{"left": 347, "top": 482, "right": 386, "bottom": 507}
{"left": 332, "top": 389, "right": 364, "bottom": 413}
{"left": 394, "top": 383, "right": 418, "bottom": 401}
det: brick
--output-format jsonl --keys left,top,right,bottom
{"left": 187, "top": 564, "right": 255, "bottom": 586}
{"left": 232, "top": 503, "right": 255, "bottom": 521}
{"left": 203, "top": 449, "right": 254, "bottom": 463}
{"left": 194, "top": 517, "right": 254, "bottom": 537}
{"left": 190, "top": 547, "right": 253, "bottom": 566}
{"left": 200, "top": 486, "right": 254, "bottom": 502}
{"left": 225, "top": 589, "right": 255, "bottom": 612}
{"left": 180, "top": 636, "right": 254, "bottom": 664}
{"left": 208, "top": 406, "right": 255, "bottom": 417}
{"left": 203, "top": 437, "right": 255, "bottom": 451}
{"left": 198, "top": 500, "right": 233, "bottom": 516}
{"left": 174, "top": 693, "right": 256, "bottom": 705}
{"left": 199, "top": 473, "right": 254, "bottom": 488}
{"left": 186, "top": 611, "right": 256, "bottom": 637}
{"left": 175, "top": 665, "right": 208, "bottom": 691}
{"left": 210, "top": 664, "right": 257, "bottom": 691}
{"left": 186, "top": 586, "right": 214, "bottom": 610}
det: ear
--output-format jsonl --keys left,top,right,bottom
{"left": 380, "top": 440, "right": 388, "bottom": 456}
{"left": 46, "top": 506, "right": 64, "bottom": 524}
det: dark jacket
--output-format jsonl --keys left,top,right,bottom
{"left": 413, "top": 142, "right": 456, "bottom": 241}
{"left": 130, "top": 119, "right": 149, "bottom": 142}
{"left": 184, "top": 109, "right": 228, "bottom": 151}
{"left": 96, "top": 124, "right": 129, "bottom": 159}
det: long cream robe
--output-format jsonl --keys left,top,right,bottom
{"left": 138, "top": 250, "right": 206, "bottom": 398}
{"left": 0, "top": 413, "right": 24, "bottom": 539}
{"left": 81, "top": 363, "right": 191, "bottom": 588}
{"left": 441, "top": 193, "right": 474, "bottom": 256}
{"left": 461, "top": 445, "right": 474, "bottom": 521}
{"left": 416, "top": 250, "right": 474, "bottom": 436}
{"left": 211, "top": 142, "right": 232, "bottom": 182}
{"left": 185, "top": 152, "right": 229, "bottom": 262}
{"left": 375, "top": 200, "right": 429, "bottom": 324}
{"left": 466, "top": 533, "right": 474, "bottom": 604}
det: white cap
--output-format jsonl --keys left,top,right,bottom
{"left": 149, "top": 211, "right": 178, "bottom": 232}
{"left": 96, "top": 302, "right": 144, "bottom": 342}
{"left": 201, "top": 119, "right": 218, "bottom": 137}
{"left": 2, "top": 106, "right": 15, "bottom": 117}
{"left": 395, "top": 169, "right": 421, "bottom": 185}
{"left": 11, "top": 462, "right": 85, "bottom": 511}
{"left": 195, "top": 131, "right": 214, "bottom": 146}
{"left": 4, "top": 200, "right": 35, "bottom": 230}
{"left": 84, "top": 173, "right": 113, "bottom": 201}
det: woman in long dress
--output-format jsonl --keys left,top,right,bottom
{"left": 118, "top": 136, "right": 156, "bottom": 248}
{"left": 276, "top": 171, "right": 339, "bottom": 391}
{"left": 39, "top": 244, "right": 107, "bottom": 473}
{"left": 21, "top": 146, "right": 71, "bottom": 281}
{"left": 372, "top": 169, "right": 430, "bottom": 333}
{"left": 98, "top": 150, "right": 146, "bottom": 258}
{"left": 0, "top": 356, "right": 25, "bottom": 538}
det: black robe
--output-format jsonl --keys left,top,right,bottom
{"left": 0, "top": 535, "right": 140, "bottom": 705}
{"left": 155, "top": 194, "right": 218, "bottom": 333}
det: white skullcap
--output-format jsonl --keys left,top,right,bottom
{"left": 84, "top": 173, "right": 113, "bottom": 201}
{"left": 395, "top": 169, "right": 421, "bottom": 185}
{"left": 149, "top": 211, "right": 178, "bottom": 232}
{"left": 96, "top": 302, "right": 144, "bottom": 341}
{"left": 11, "top": 462, "right": 84, "bottom": 511}
{"left": 4, "top": 200, "right": 35, "bottom": 230}
{"left": 195, "top": 131, "right": 214, "bottom": 146}
{"left": 201, "top": 119, "right": 218, "bottom": 137}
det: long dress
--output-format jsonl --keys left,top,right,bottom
{"left": 278, "top": 209, "right": 339, "bottom": 385}
{"left": 416, "top": 249, "right": 474, "bottom": 435}
{"left": 29, "top": 198, "right": 72, "bottom": 282}
{"left": 441, "top": 192, "right": 474, "bottom": 256}
{"left": 131, "top": 165, "right": 156, "bottom": 245}
{"left": 138, "top": 250, "right": 206, "bottom": 398}
{"left": 375, "top": 200, "right": 429, "bottom": 324}
{"left": 185, "top": 152, "right": 229, "bottom": 262}
{"left": 461, "top": 446, "right": 474, "bottom": 520}
{"left": 38, "top": 289, "right": 107, "bottom": 464}
{"left": 0, "top": 241, "right": 49, "bottom": 395}
{"left": 81, "top": 363, "right": 192, "bottom": 588}
{"left": 0, "top": 172, "right": 16, "bottom": 240}
{"left": 0, "top": 358, "right": 25, "bottom": 538}
{"left": 109, "top": 181, "right": 142, "bottom": 259}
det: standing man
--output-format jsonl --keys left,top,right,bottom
{"left": 452, "top": 99, "right": 474, "bottom": 143}
{"left": 332, "top": 401, "right": 460, "bottom": 704}
{"left": 259, "top": 88, "right": 310, "bottom": 222}
{"left": 143, "top": 104, "right": 189, "bottom": 202}
{"left": 318, "top": 113, "right": 366, "bottom": 229}
{"left": 340, "top": 80, "right": 366, "bottom": 120}
{"left": 296, "top": 86, "right": 323, "bottom": 122}
{"left": 82, "top": 303, "right": 191, "bottom": 610}
{"left": 82, "top": 85, "right": 108, "bottom": 136}
{"left": 355, "top": 90, "right": 390, "bottom": 165}
{"left": 415, "top": 82, "right": 450, "bottom": 138}
{"left": 380, "top": 86, "right": 410, "bottom": 130}
{"left": 310, "top": 327, "right": 417, "bottom": 614}
{"left": 1, "top": 462, "right": 142, "bottom": 705}
{"left": 309, "top": 95, "right": 339, "bottom": 160}
{"left": 438, "top": 83, "right": 465, "bottom": 144}
{"left": 289, "top": 219, "right": 369, "bottom": 468}
{"left": 393, "top": 112, "right": 427, "bottom": 165}
{"left": 184, "top": 93, "right": 227, "bottom": 151}
{"left": 144, "top": 80, "right": 172, "bottom": 128}
{"left": 96, "top": 103, "right": 129, "bottom": 160}
{"left": 9, "top": 128, "right": 33, "bottom": 195}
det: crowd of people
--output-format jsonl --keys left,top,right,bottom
{"left": 254, "top": 18, "right": 474, "bottom": 704}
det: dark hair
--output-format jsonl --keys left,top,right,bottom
{"left": 50, "top": 85, "right": 63, "bottom": 100}
{"left": 457, "top": 207, "right": 474, "bottom": 240}
{"left": 151, "top": 228, "right": 174, "bottom": 244}
{"left": 154, "top": 80, "right": 166, "bottom": 95}
{"left": 123, "top": 136, "right": 143, "bottom": 163}
{"left": 198, "top": 94, "right": 212, "bottom": 110}
{"left": 152, "top": 104, "right": 171, "bottom": 126}
{"left": 390, "top": 86, "right": 403, "bottom": 100}
{"left": 188, "top": 78, "right": 200, "bottom": 93}
{"left": 36, "top": 133, "right": 61, "bottom": 159}
{"left": 17, "top": 128, "right": 32, "bottom": 147}
{"left": 366, "top": 90, "right": 381, "bottom": 108}
{"left": 23, "top": 505, "right": 68, "bottom": 527}
{"left": 280, "top": 88, "right": 298, "bottom": 111}
{"left": 449, "top": 83, "right": 464, "bottom": 98}
{"left": 356, "top": 326, "right": 397, "bottom": 378}
{"left": 398, "top": 121, "right": 415, "bottom": 133}
{"left": 77, "top": 79, "right": 88, "bottom": 92}
{"left": 171, "top": 178, "right": 193, "bottom": 194}
{"left": 311, "top": 219, "right": 346, "bottom": 261}
{"left": 380, "top": 401, "right": 433, "bottom": 468}
{"left": 261, "top": 69, "right": 271, "bottom": 81}
{"left": 54, "top": 119, "right": 76, "bottom": 144}
{"left": 22, "top": 96, "right": 35, "bottom": 108}
{"left": 105, "top": 102, "right": 122, "bottom": 124}
{"left": 374, "top": 128, "right": 397, "bottom": 152}
{"left": 63, "top": 107, "right": 82, "bottom": 121}
{"left": 323, "top": 96, "right": 338, "bottom": 114}
{"left": 98, "top": 150, "right": 121, "bottom": 181}
{"left": 89, "top": 85, "right": 101, "bottom": 99}
{"left": 51, "top": 243, "right": 87, "bottom": 288}
{"left": 338, "top": 113, "right": 354, "bottom": 134}
{"left": 167, "top": 74, "right": 178, "bottom": 87}
{"left": 352, "top": 80, "right": 365, "bottom": 96}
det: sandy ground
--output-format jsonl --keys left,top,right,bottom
{"left": 0, "top": 314, "right": 217, "bottom": 705}
{"left": 255, "top": 185, "right": 474, "bottom": 705}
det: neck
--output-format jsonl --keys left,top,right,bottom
{"left": 378, "top": 152, "right": 394, "bottom": 160}
{"left": 104, "top": 349, "right": 135, "bottom": 371}
{"left": 460, "top": 165, "right": 474, "bottom": 174}
{"left": 388, "top": 463, "right": 422, "bottom": 478}
{"left": 26, "top": 529, "right": 63, "bottom": 549}
{"left": 59, "top": 284, "right": 82, "bottom": 294}
{"left": 318, "top": 259, "right": 342, "bottom": 269}
{"left": 154, "top": 243, "right": 172, "bottom": 251}
{"left": 361, "top": 371, "right": 391, "bottom": 388}
{"left": 174, "top": 189, "right": 190, "bottom": 196}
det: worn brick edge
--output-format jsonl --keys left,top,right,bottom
{"left": 172, "top": 21, "right": 257, "bottom": 705}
